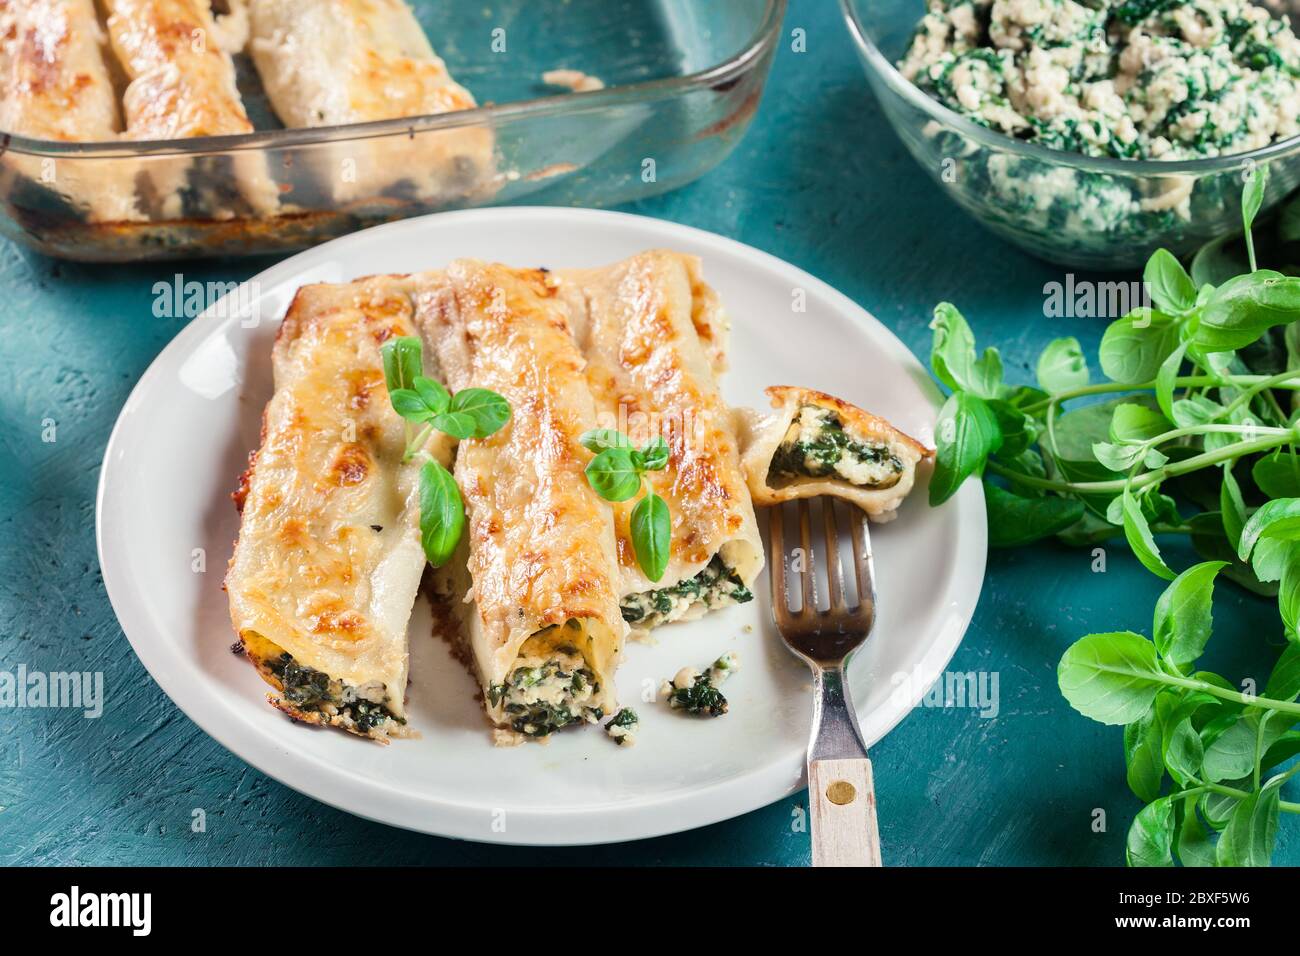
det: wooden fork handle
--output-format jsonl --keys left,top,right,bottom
{"left": 809, "top": 756, "right": 882, "bottom": 867}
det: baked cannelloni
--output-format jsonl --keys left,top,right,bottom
{"left": 739, "top": 386, "right": 932, "bottom": 522}
{"left": 248, "top": 0, "right": 492, "bottom": 205}
{"left": 558, "top": 252, "right": 764, "bottom": 631}
{"left": 227, "top": 275, "right": 447, "bottom": 741}
{"left": 416, "top": 261, "right": 626, "bottom": 739}
{"left": 102, "top": 0, "right": 278, "bottom": 215}
{"left": 0, "top": 0, "right": 144, "bottom": 221}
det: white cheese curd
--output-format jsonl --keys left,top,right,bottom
{"left": 900, "top": 0, "right": 1300, "bottom": 160}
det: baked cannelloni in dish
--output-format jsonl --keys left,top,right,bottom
{"left": 226, "top": 274, "right": 448, "bottom": 741}
{"left": 738, "top": 386, "right": 932, "bottom": 522}
{"left": 416, "top": 261, "right": 627, "bottom": 740}
{"left": 558, "top": 252, "right": 764, "bottom": 631}
{"left": 248, "top": 0, "right": 492, "bottom": 204}
{"left": 0, "top": 0, "right": 144, "bottom": 221}
{"left": 102, "top": 0, "right": 279, "bottom": 216}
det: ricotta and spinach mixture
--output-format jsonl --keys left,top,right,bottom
{"left": 660, "top": 653, "right": 740, "bottom": 718}
{"left": 900, "top": 0, "right": 1300, "bottom": 160}
{"left": 488, "top": 631, "right": 603, "bottom": 738}
{"left": 769, "top": 405, "right": 905, "bottom": 489}
{"left": 620, "top": 555, "right": 753, "bottom": 629}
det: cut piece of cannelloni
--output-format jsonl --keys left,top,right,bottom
{"left": 557, "top": 251, "right": 765, "bottom": 632}
{"left": 247, "top": 0, "right": 492, "bottom": 204}
{"left": 0, "top": 0, "right": 144, "bottom": 221}
{"left": 226, "top": 275, "right": 449, "bottom": 741}
{"left": 738, "top": 386, "right": 932, "bottom": 522}
{"left": 415, "top": 261, "right": 627, "bottom": 741}
{"left": 102, "top": 0, "right": 278, "bottom": 215}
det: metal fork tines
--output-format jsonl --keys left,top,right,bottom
{"left": 767, "top": 496, "right": 883, "bottom": 867}
{"left": 768, "top": 497, "right": 876, "bottom": 664}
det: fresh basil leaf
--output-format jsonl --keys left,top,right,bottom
{"left": 1203, "top": 712, "right": 1288, "bottom": 783}
{"left": 1238, "top": 497, "right": 1300, "bottom": 560}
{"left": 1221, "top": 463, "right": 1247, "bottom": 551}
{"left": 987, "top": 400, "right": 1037, "bottom": 458}
{"left": 1126, "top": 797, "right": 1176, "bottom": 867}
{"left": 1110, "top": 403, "right": 1170, "bottom": 443}
{"left": 1171, "top": 395, "right": 1224, "bottom": 428}
{"left": 929, "top": 302, "right": 1004, "bottom": 398}
{"left": 1188, "top": 511, "right": 1279, "bottom": 597}
{"left": 1242, "top": 162, "right": 1269, "bottom": 238}
{"left": 579, "top": 428, "right": 631, "bottom": 452}
{"left": 640, "top": 435, "right": 670, "bottom": 471}
{"left": 380, "top": 336, "right": 423, "bottom": 395}
{"left": 1163, "top": 717, "right": 1205, "bottom": 786}
{"left": 1278, "top": 547, "right": 1300, "bottom": 643}
{"left": 983, "top": 481, "right": 1084, "bottom": 548}
{"left": 413, "top": 376, "right": 451, "bottom": 416}
{"left": 418, "top": 459, "right": 464, "bottom": 568}
{"left": 1253, "top": 451, "right": 1300, "bottom": 499}
{"left": 1036, "top": 336, "right": 1089, "bottom": 393}
{"left": 1195, "top": 271, "right": 1300, "bottom": 353}
{"left": 1058, "top": 631, "right": 1163, "bottom": 725}
{"left": 1144, "top": 248, "right": 1197, "bottom": 315}
{"left": 1154, "top": 341, "right": 1190, "bottom": 421}
{"left": 388, "top": 387, "right": 437, "bottom": 423}
{"left": 1152, "top": 560, "right": 1227, "bottom": 667}
{"left": 1099, "top": 310, "right": 1181, "bottom": 385}
{"left": 1252, "top": 536, "right": 1294, "bottom": 583}
{"left": 585, "top": 447, "right": 642, "bottom": 502}
{"left": 431, "top": 410, "right": 477, "bottom": 440}
{"left": 1177, "top": 796, "right": 1217, "bottom": 867}
{"left": 1264, "top": 642, "right": 1300, "bottom": 701}
{"left": 1124, "top": 707, "right": 1165, "bottom": 802}
{"left": 1203, "top": 788, "right": 1240, "bottom": 830}
{"left": 1093, "top": 441, "right": 1145, "bottom": 473}
{"left": 1123, "top": 487, "right": 1177, "bottom": 580}
{"left": 1216, "top": 785, "right": 1280, "bottom": 867}
{"left": 630, "top": 490, "right": 670, "bottom": 582}
{"left": 930, "top": 392, "right": 1002, "bottom": 506}
{"left": 449, "top": 387, "right": 511, "bottom": 438}
{"left": 1262, "top": 730, "right": 1300, "bottom": 769}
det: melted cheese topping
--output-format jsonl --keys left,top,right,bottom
{"left": 248, "top": 0, "right": 477, "bottom": 126}
{"left": 557, "top": 252, "right": 764, "bottom": 604}
{"left": 104, "top": 0, "right": 255, "bottom": 138}
{"left": 227, "top": 276, "right": 439, "bottom": 735}
{"left": 414, "top": 261, "right": 626, "bottom": 727}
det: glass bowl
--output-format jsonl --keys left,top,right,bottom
{"left": 840, "top": 0, "right": 1300, "bottom": 270}
{"left": 0, "top": 0, "right": 783, "bottom": 263}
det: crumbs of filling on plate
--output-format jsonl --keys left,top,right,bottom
{"left": 660, "top": 653, "right": 740, "bottom": 718}
{"left": 900, "top": 0, "right": 1300, "bottom": 159}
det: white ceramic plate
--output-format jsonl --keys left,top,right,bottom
{"left": 97, "top": 208, "right": 986, "bottom": 845}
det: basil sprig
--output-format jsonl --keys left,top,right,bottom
{"left": 379, "top": 336, "right": 510, "bottom": 566}
{"left": 929, "top": 164, "right": 1300, "bottom": 865}
{"left": 580, "top": 430, "right": 671, "bottom": 581}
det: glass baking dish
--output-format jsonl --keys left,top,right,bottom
{"left": 0, "top": 0, "right": 784, "bottom": 262}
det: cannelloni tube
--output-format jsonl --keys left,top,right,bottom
{"left": 557, "top": 251, "right": 765, "bottom": 632}
{"left": 415, "top": 260, "right": 626, "bottom": 739}
{"left": 102, "top": 0, "right": 278, "bottom": 215}
{"left": 0, "top": 0, "right": 144, "bottom": 221}
{"left": 226, "top": 275, "right": 449, "bottom": 741}
{"left": 738, "top": 386, "right": 932, "bottom": 522}
{"left": 248, "top": 0, "right": 493, "bottom": 205}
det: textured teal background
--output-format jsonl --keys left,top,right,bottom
{"left": 1, "top": 2, "right": 1294, "bottom": 866}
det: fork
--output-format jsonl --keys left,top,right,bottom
{"left": 768, "top": 497, "right": 882, "bottom": 867}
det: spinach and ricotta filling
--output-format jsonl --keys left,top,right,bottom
{"left": 769, "top": 405, "right": 904, "bottom": 489}
{"left": 900, "top": 0, "right": 1300, "bottom": 161}
{"left": 660, "top": 653, "right": 740, "bottom": 718}
{"left": 266, "top": 652, "right": 400, "bottom": 734}
{"left": 604, "top": 707, "right": 639, "bottom": 746}
{"left": 488, "top": 639, "right": 603, "bottom": 737}
{"left": 619, "top": 554, "right": 753, "bottom": 628}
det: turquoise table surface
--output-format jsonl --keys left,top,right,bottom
{"left": 1, "top": 2, "right": 1294, "bottom": 867}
